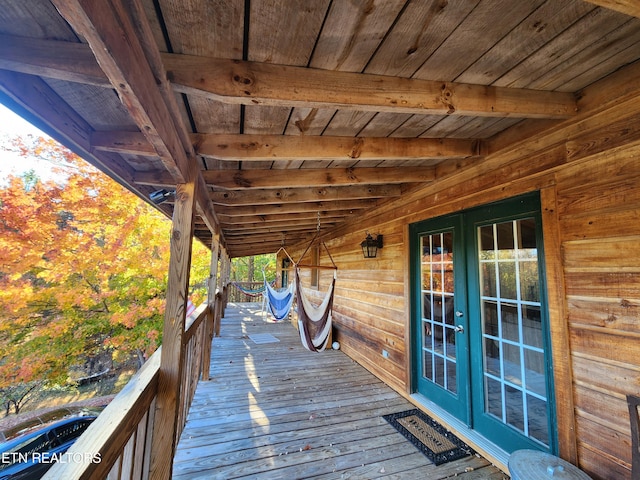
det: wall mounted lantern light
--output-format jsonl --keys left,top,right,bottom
{"left": 149, "top": 189, "right": 176, "bottom": 205}
{"left": 360, "top": 232, "right": 383, "bottom": 258}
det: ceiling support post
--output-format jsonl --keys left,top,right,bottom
{"left": 149, "top": 181, "right": 197, "bottom": 479}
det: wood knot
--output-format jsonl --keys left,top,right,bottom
{"left": 349, "top": 138, "right": 365, "bottom": 159}
{"left": 440, "top": 84, "right": 455, "bottom": 114}
{"left": 232, "top": 74, "right": 253, "bottom": 86}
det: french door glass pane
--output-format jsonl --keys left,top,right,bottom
{"left": 478, "top": 218, "right": 549, "bottom": 447}
{"left": 420, "top": 232, "right": 457, "bottom": 395}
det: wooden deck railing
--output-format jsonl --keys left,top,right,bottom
{"left": 42, "top": 298, "right": 220, "bottom": 480}
{"left": 228, "top": 281, "right": 265, "bottom": 303}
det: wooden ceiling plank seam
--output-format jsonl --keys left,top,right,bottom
{"left": 455, "top": 0, "right": 596, "bottom": 87}
{"left": 494, "top": 6, "right": 631, "bottom": 90}
{"left": 288, "top": 0, "right": 409, "bottom": 139}
{"left": 154, "top": 0, "right": 245, "bottom": 143}
{"left": 244, "top": 1, "right": 330, "bottom": 138}
{"left": 528, "top": 17, "right": 640, "bottom": 92}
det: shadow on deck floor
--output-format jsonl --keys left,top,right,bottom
{"left": 173, "top": 303, "right": 509, "bottom": 479}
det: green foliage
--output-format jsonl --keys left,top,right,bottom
{"left": 231, "top": 254, "right": 277, "bottom": 283}
{"left": 0, "top": 136, "right": 212, "bottom": 395}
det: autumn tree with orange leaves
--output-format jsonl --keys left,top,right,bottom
{"left": 0, "top": 136, "right": 210, "bottom": 414}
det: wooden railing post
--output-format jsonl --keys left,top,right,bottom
{"left": 149, "top": 181, "right": 196, "bottom": 479}
{"left": 202, "top": 236, "right": 219, "bottom": 381}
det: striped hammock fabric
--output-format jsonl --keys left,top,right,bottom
{"left": 232, "top": 282, "right": 268, "bottom": 297}
{"left": 263, "top": 272, "right": 295, "bottom": 321}
{"left": 296, "top": 267, "right": 336, "bottom": 352}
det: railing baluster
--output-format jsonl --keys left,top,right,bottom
{"left": 41, "top": 300, "right": 213, "bottom": 480}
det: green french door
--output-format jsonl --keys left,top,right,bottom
{"left": 410, "top": 193, "right": 557, "bottom": 454}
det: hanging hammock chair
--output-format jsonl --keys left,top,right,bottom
{"left": 262, "top": 246, "right": 296, "bottom": 321}
{"left": 263, "top": 270, "right": 295, "bottom": 321}
{"left": 232, "top": 281, "right": 270, "bottom": 297}
{"left": 295, "top": 266, "right": 336, "bottom": 352}
{"left": 295, "top": 238, "right": 338, "bottom": 352}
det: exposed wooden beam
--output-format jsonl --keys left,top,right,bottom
{"left": 93, "top": 130, "right": 481, "bottom": 164}
{"left": 217, "top": 211, "right": 354, "bottom": 225}
{"left": 583, "top": 0, "right": 640, "bottom": 18}
{"left": 52, "top": 1, "right": 187, "bottom": 183}
{"left": 164, "top": 54, "right": 577, "bottom": 119}
{"left": 224, "top": 232, "right": 317, "bottom": 247}
{"left": 192, "top": 134, "right": 482, "bottom": 161}
{"left": 212, "top": 199, "right": 377, "bottom": 217}
{"left": 220, "top": 218, "right": 338, "bottom": 231}
{"left": 40, "top": 6, "right": 220, "bottom": 239}
{"left": 0, "top": 33, "right": 110, "bottom": 87}
{"left": 91, "top": 130, "right": 157, "bottom": 156}
{"left": 226, "top": 240, "right": 302, "bottom": 257}
{"left": 48, "top": 2, "right": 215, "bottom": 480}
{"left": 0, "top": 34, "right": 577, "bottom": 119}
{"left": 133, "top": 166, "right": 434, "bottom": 190}
{"left": 201, "top": 166, "right": 435, "bottom": 189}
{"left": 223, "top": 222, "right": 337, "bottom": 236}
{"left": 210, "top": 185, "right": 402, "bottom": 206}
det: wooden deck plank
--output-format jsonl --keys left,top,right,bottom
{"left": 173, "top": 303, "right": 508, "bottom": 479}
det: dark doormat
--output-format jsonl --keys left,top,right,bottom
{"left": 383, "top": 409, "right": 474, "bottom": 466}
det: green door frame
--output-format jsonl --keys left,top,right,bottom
{"left": 410, "top": 192, "right": 558, "bottom": 454}
{"left": 409, "top": 213, "right": 470, "bottom": 424}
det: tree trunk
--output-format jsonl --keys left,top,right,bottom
{"left": 247, "top": 256, "right": 255, "bottom": 283}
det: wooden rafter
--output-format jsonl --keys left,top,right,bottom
{"left": 217, "top": 210, "right": 356, "bottom": 225}
{"left": 203, "top": 167, "right": 435, "bottom": 189}
{"left": 47, "top": 3, "right": 215, "bottom": 480}
{"left": 191, "top": 134, "right": 482, "bottom": 161}
{"left": 583, "top": 0, "right": 640, "bottom": 18}
{"left": 0, "top": 33, "right": 110, "bottom": 87}
{"left": 92, "top": 131, "right": 481, "bottom": 168}
{"left": 212, "top": 199, "right": 377, "bottom": 217}
{"left": 50, "top": 0, "right": 219, "bottom": 239}
{"left": 164, "top": 54, "right": 577, "bottom": 119}
{"left": 0, "top": 33, "right": 577, "bottom": 119}
{"left": 210, "top": 185, "right": 402, "bottom": 206}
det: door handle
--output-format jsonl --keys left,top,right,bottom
{"left": 454, "top": 325, "right": 464, "bottom": 333}
{"left": 455, "top": 310, "right": 464, "bottom": 317}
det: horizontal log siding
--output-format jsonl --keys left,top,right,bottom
{"left": 286, "top": 67, "right": 640, "bottom": 480}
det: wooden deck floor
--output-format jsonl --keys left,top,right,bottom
{"left": 173, "top": 303, "right": 509, "bottom": 479}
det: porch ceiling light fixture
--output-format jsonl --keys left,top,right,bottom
{"left": 149, "top": 189, "right": 175, "bottom": 205}
{"left": 360, "top": 232, "right": 383, "bottom": 258}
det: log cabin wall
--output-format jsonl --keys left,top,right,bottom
{"left": 286, "top": 63, "right": 640, "bottom": 480}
